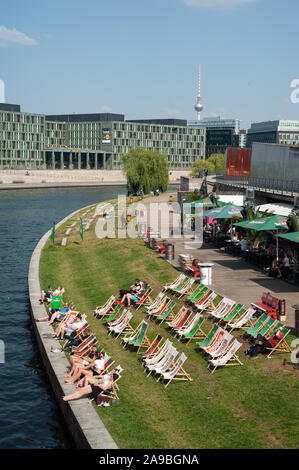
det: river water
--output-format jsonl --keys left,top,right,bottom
{"left": 0, "top": 186, "right": 126, "bottom": 449}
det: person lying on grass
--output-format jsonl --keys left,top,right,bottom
{"left": 64, "top": 350, "right": 106, "bottom": 384}
{"left": 39, "top": 285, "right": 63, "bottom": 304}
{"left": 62, "top": 368, "right": 120, "bottom": 402}
{"left": 121, "top": 282, "right": 148, "bottom": 307}
{"left": 65, "top": 346, "right": 99, "bottom": 378}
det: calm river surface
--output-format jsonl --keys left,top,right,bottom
{"left": 0, "top": 186, "right": 126, "bottom": 449}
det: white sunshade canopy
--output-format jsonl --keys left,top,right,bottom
{"left": 255, "top": 202, "right": 293, "bottom": 217}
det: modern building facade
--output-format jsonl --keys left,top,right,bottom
{"left": 188, "top": 116, "right": 242, "bottom": 158}
{"left": 0, "top": 104, "right": 205, "bottom": 170}
{"left": 246, "top": 120, "right": 299, "bottom": 148}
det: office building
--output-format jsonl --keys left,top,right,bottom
{"left": 246, "top": 120, "right": 299, "bottom": 148}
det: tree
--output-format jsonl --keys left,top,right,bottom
{"left": 122, "top": 147, "right": 169, "bottom": 195}
{"left": 189, "top": 153, "right": 224, "bottom": 177}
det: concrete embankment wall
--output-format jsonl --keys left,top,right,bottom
{"left": 28, "top": 205, "right": 118, "bottom": 449}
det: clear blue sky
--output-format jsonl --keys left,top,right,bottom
{"left": 1, "top": 0, "right": 298, "bottom": 129}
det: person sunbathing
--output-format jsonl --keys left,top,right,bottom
{"left": 121, "top": 282, "right": 148, "bottom": 307}
{"left": 53, "top": 313, "right": 83, "bottom": 339}
{"left": 246, "top": 326, "right": 284, "bottom": 358}
{"left": 36, "top": 302, "right": 71, "bottom": 323}
{"left": 39, "top": 285, "right": 63, "bottom": 304}
{"left": 64, "top": 350, "right": 106, "bottom": 384}
{"left": 62, "top": 368, "right": 120, "bottom": 402}
{"left": 65, "top": 346, "right": 99, "bottom": 378}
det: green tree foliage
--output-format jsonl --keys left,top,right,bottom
{"left": 190, "top": 153, "right": 224, "bottom": 177}
{"left": 122, "top": 147, "right": 169, "bottom": 194}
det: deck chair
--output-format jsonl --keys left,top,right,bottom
{"left": 167, "top": 276, "right": 190, "bottom": 294}
{"left": 186, "top": 283, "right": 205, "bottom": 302}
{"left": 243, "top": 313, "right": 269, "bottom": 337}
{"left": 166, "top": 306, "right": 188, "bottom": 329}
{"left": 145, "top": 344, "right": 177, "bottom": 376}
{"left": 124, "top": 321, "right": 151, "bottom": 353}
{"left": 248, "top": 316, "right": 276, "bottom": 339}
{"left": 181, "top": 315, "right": 207, "bottom": 345}
{"left": 121, "top": 319, "right": 144, "bottom": 348}
{"left": 132, "top": 286, "right": 153, "bottom": 310}
{"left": 175, "top": 312, "right": 202, "bottom": 339}
{"left": 147, "top": 297, "right": 171, "bottom": 320}
{"left": 206, "top": 297, "right": 231, "bottom": 315}
{"left": 160, "top": 353, "right": 192, "bottom": 388}
{"left": 93, "top": 295, "right": 115, "bottom": 318}
{"left": 203, "top": 328, "right": 226, "bottom": 355}
{"left": 106, "top": 308, "right": 128, "bottom": 331}
{"left": 192, "top": 288, "right": 213, "bottom": 307}
{"left": 153, "top": 349, "right": 179, "bottom": 381}
{"left": 103, "top": 302, "right": 123, "bottom": 324}
{"left": 195, "top": 292, "right": 217, "bottom": 311}
{"left": 210, "top": 299, "right": 236, "bottom": 320}
{"left": 108, "top": 311, "right": 133, "bottom": 337}
{"left": 208, "top": 339, "right": 243, "bottom": 373}
{"left": 207, "top": 332, "right": 233, "bottom": 358}
{"left": 218, "top": 303, "right": 244, "bottom": 325}
{"left": 143, "top": 339, "right": 172, "bottom": 368}
{"left": 142, "top": 334, "right": 163, "bottom": 359}
{"left": 186, "top": 285, "right": 209, "bottom": 304}
{"left": 196, "top": 324, "right": 220, "bottom": 350}
{"left": 146, "top": 295, "right": 168, "bottom": 316}
{"left": 264, "top": 324, "right": 291, "bottom": 357}
{"left": 145, "top": 291, "right": 165, "bottom": 312}
{"left": 163, "top": 274, "right": 185, "bottom": 291}
{"left": 155, "top": 300, "right": 176, "bottom": 325}
{"left": 226, "top": 307, "right": 256, "bottom": 332}
{"left": 172, "top": 310, "right": 192, "bottom": 334}
{"left": 71, "top": 334, "right": 97, "bottom": 356}
{"left": 174, "top": 278, "right": 196, "bottom": 299}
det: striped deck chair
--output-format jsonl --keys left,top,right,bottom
{"left": 108, "top": 310, "right": 131, "bottom": 335}
{"left": 143, "top": 339, "right": 172, "bottom": 368}
{"left": 112, "top": 312, "right": 134, "bottom": 338}
{"left": 207, "top": 332, "right": 233, "bottom": 358}
{"left": 146, "top": 291, "right": 165, "bottom": 312}
{"left": 196, "top": 324, "right": 219, "bottom": 350}
{"left": 172, "top": 310, "right": 192, "bottom": 334}
{"left": 218, "top": 303, "right": 244, "bottom": 325}
{"left": 146, "top": 295, "right": 168, "bottom": 316}
{"left": 166, "top": 306, "right": 188, "bottom": 329}
{"left": 93, "top": 295, "right": 115, "bottom": 318}
{"left": 208, "top": 339, "right": 243, "bottom": 373}
{"left": 226, "top": 307, "right": 256, "bottom": 332}
{"left": 196, "top": 292, "right": 217, "bottom": 311}
{"left": 142, "top": 334, "right": 163, "bottom": 359}
{"left": 145, "top": 344, "right": 177, "bottom": 377}
{"left": 193, "top": 289, "right": 214, "bottom": 308}
{"left": 203, "top": 328, "right": 226, "bottom": 355}
{"left": 106, "top": 308, "right": 128, "bottom": 331}
{"left": 147, "top": 297, "right": 171, "bottom": 320}
{"left": 160, "top": 353, "right": 192, "bottom": 388}
{"left": 211, "top": 299, "right": 236, "bottom": 320}
{"left": 174, "top": 278, "right": 195, "bottom": 299}
{"left": 71, "top": 334, "right": 97, "bottom": 356}
{"left": 133, "top": 286, "right": 153, "bottom": 310}
{"left": 167, "top": 276, "right": 190, "bottom": 294}
{"left": 163, "top": 274, "right": 186, "bottom": 292}
{"left": 124, "top": 321, "right": 151, "bottom": 353}
{"left": 206, "top": 297, "right": 231, "bottom": 315}
{"left": 181, "top": 315, "right": 206, "bottom": 345}
{"left": 153, "top": 349, "right": 179, "bottom": 381}
{"left": 155, "top": 300, "right": 176, "bottom": 325}
{"left": 175, "top": 312, "right": 201, "bottom": 338}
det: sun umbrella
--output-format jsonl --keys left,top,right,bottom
{"left": 184, "top": 197, "right": 216, "bottom": 209}
{"left": 234, "top": 215, "right": 289, "bottom": 260}
{"left": 203, "top": 203, "right": 243, "bottom": 219}
{"left": 278, "top": 232, "right": 299, "bottom": 243}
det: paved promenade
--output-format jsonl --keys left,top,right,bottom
{"left": 140, "top": 193, "right": 298, "bottom": 332}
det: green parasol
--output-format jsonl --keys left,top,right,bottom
{"left": 184, "top": 197, "right": 215, "bottom": 208}
{"left": 278, "top": 231, "right": 299, "bottom": 243}
{"left": 204, "top": 203, "right": 243, "bottom": 219}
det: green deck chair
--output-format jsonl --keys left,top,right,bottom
{"left": 250, "top": 316, "right": 276, "bottom": 339}
{"left": 243, "top": 313, "right": 269, "bottom": 337}
{"left": 220, "top": 303, "right": 244, "bottom": 324}
{"left": 155, "top": 300, "right": 176, "bottom": 324}
{"left": 126, "top": 321, "right": 151, "bottom": 353}
{"left": 183, "top": 316, "right": 206, "bottom": 345}
{"left": 197, "top": 324, "right": 219, "bottom": 349}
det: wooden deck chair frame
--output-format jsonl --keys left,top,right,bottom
{"left": 148, "top": 297, "right": 171, "bottom": 321}
{"left": 114, "top": 313, "right": 135, "bottom": 339}
{"left": 142, "top": 334, "right": 163, "bottom": 359}
{"left": 133, "top": 287, "right": 153, "bottom": 310}
{"left": 126, "top": 321, "right": 151, "bottom": 353}
{"left": 93, "top": 295, "right": 115, "bottom": 318}
{"left": 155, "top": 300, "right": 176, "bottom": 325}
{"left": 146, "top": 295, "right": 168, "bottom": 316}
{"left": 146, "top": 291, "right": 165, "bottom": 312}
{"left": 166, "top": 306, "right": 188, "bottom": 329}
{"left": 161, "top": 353, "right": 192, "bottom": 388}
{"left": 164, "top": 274, "right": 186, "bottom": 292}
{"left": 183, "top": 316, "right": 207, "bottom": 345}
{"left": 225, "top": 307, "right": 256, "bottom": 332}
{"left": 121, "top": 319, "right": 144, "bottom": 348}
{"left": 208, "top": 340, "right": 243, "bottom": 374}
{"left": 264, "top": 325, "right": 292, "bottom": 357}
{"left": 146, "top": 345, "right": 176, "bottom": 377}
{"left": 242, "top": 313, "right": 272, "bottom": 338}
{"left": 175, "top": 278, "right": 195, "bottom": 299}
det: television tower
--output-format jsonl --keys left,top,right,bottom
{"left": 194, "top": 65, "right": 203, "bottom": 120}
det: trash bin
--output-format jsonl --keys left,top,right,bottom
{"left": 198, "top": 263, "right": 214, "bottom": 286}
{"left": 165, "top": 243, "right": 175, "bottom": 261}
{"left": 293, "top": 304, "right": 299, "bottom": 338}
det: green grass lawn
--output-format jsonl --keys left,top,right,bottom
{"left": 39, "top": 208, "right": 299, "bottom": 449}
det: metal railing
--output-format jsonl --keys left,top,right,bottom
{"left": 216, "top": 175, "right": 299, "bottom": 196}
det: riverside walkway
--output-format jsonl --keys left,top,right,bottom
{"left": 140, "top": 193, "right": 298, "bottom": 331}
